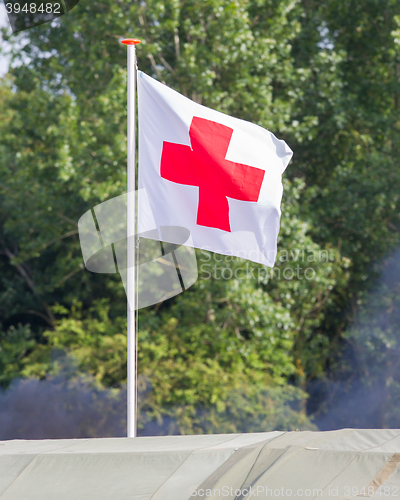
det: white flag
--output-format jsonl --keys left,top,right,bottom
{"left": 138, "top": 71, "right": 292, "bottom": 266}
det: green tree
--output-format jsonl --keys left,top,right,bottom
{"left": 1, "top": 0, "right": 399, "bottom": 433}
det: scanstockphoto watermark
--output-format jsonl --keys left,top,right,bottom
{"left": 189, "top": 485, "right": 394, "bottom": 498}
{"left": 78, "top": 191, "right": 198, "bottom": 311}
{"left": 200, "top": 262, "right": 317, "bottom": 281}
{"left": 78, "top": 188, "right": 336, "bottom": 306}
{"left": 190, "top": 485, "right": 331, "bottom": 497}
{"left": 198, "top": 248, "right": 335, "bottom": 282}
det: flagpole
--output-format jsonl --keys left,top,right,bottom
{"left": 121, "top": 38, "right": 141, "bottom": 438}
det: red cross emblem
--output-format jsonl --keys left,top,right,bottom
{"left": 160, "top": 117, "right": 265, "bottom": 232}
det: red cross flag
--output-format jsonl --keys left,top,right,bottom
{"left": 138, "top": 72, "right": 292, "bottom": 266}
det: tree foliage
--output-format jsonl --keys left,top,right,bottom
{"left": 0, "top": 0, "right": 400, "bottom": 434}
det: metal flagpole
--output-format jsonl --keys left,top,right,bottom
{"left": 121, "top": 38, "right": 141, "bottom": 438}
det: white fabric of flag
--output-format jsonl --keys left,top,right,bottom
{"left": 138, "top": 71, "right": 292, "bottom": 267}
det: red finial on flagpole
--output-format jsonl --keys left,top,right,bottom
{"left": 121, "top": 39, "right": 141, "bottom": 45}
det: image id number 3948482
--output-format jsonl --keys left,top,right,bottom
{"left": 5, "top": 3, "right": 61, "bottom": 13}
{"left": 343, "top": 486, "right": 398, "bottom": 497}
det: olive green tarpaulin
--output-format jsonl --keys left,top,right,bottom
{"left": 1, "top": 430, "right": 400, "bottom": 499}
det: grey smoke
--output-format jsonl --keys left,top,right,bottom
{"left": 0, "top": 375, "right": 127, "bottom": 440}
{"left": 0, "top": 372, "right": 313, "bottom": 439}
{"left": 311, "top": 246, "right": 400, "bottom": 430}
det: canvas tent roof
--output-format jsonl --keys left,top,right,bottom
{"left": 0, "top": 429, "right": 399, "bottom": 499}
